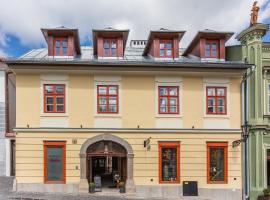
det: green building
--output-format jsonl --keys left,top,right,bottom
{"left": 228, "top": 23, "right": 270, "bottom": 200}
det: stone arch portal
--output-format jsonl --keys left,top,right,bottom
{"left": 79, "top": 134, "right": 135, "bottom": 193}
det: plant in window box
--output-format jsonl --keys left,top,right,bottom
{"left": 119, "top": 181, "right": 126, "bottom": 193}
{"left": 89, "top": 182, "right": 95, "bottom": 193}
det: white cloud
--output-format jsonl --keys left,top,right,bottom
{"left": 0, "top": 0, "right": 269, "bottom": 51}
{"left": 0, "top": 48, "right": 8, "bottom": 58}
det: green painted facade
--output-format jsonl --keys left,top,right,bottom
{"left": 229, "top": 23, "right": 270, "bottom": 200}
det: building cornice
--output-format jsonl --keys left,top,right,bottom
{"left": 13, "top": 127, "right": 242, "bottom": 134}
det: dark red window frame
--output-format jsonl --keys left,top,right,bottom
{"left": 158, "top": 141, "right": 180, "bottom": 184}
{"left": 44, "top": 141, "right": 66, "bottom": 184}
{"left": 205, "top": 40, "right": 219, "bottom": 58}
{"left": 54, "top": 38, "right": 68, "bottom": 56}
{"left": 158, "top": 86, "right": 179, "bottom": 114}
{"left": 159, "top": 40, "right": 173, "bottom": 58}
{"left": 103, "top": 39, "right": 117, "bottom": 57}
{"left": 207, "top": 142, "right": 228, "bottom": 184}
{"left": 97, "top": 85, "right": 119, "bottom": 114}
{"left": 206, "top": 86, "right": 227, "bottom": 115}
{"left": 44, "top": 84, "right": 66, "bottom": 113}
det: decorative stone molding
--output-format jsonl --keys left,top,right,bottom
{"left": 79, "top": 134, "right": 135, "bottom": 193}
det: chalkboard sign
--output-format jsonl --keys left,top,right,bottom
{"left": 94, "top": 175, "right": 102, "bottom": 192}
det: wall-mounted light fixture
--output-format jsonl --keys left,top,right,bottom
{"left": 232, "top": 121, "right": 252, "bottom": 148}
{"left": 143, "top": 137, "right": 151, "bottom": 150}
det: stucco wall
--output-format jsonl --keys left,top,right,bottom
{"left": 16, "top": 132, "right": 242, "bottom": 189}
{"left": 15, "top": 74, "right": 242, "bottom": 129}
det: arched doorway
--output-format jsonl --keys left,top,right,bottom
{"left": 79, "top": 134, "right": 135, "bottom": 193}
{"left": 87, "top": 141, "right": 127, "bottom": 188}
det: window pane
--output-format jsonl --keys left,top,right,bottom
{"left": 160, "top": 98, "right": 168, "bottom": 106}
{"left": 99, "top": 97, "right": 107, "bottom": 105}
{"left": 208, "top": 98, "right": 215, "bottom": 106}
{"left": 109, "top": 105, "right": 117, "bottom": 113}
{"left": 160, "top": 43, "right": 165, "bottom": 49}
{"left": 217, "top": 88, "right": 225, "bottom": 96}
{"left": 165, "top": 43, "right": 172, "bottom": 49}
{"left": 104, "top": 41, "right": 110, "bottom": 48}
{"left": 167, "top": 50, "right": 172, "bottom": 57}
{"left": 170, "top": 98, "right": 177, "bottom": 106}
{"left": 212, "top": 43, "right": 217, "bottom": 57}
{"left": 62, "top": 41, "right": 68, "bottom": 48}
{"left": 209, "top": 147, "right": 225, "bottom": 182}
{"left": 217, "top": 98, "right": 225, "bottom": 106}
{"left": 47, "top": 147, "right": 63, "bottom": 181}
{"left": 268, "top": 84, "right": 270, "bottom": 93}
{"left": 160, "top": 49, "right": 165, "bottom": 57}
{"left": 169, "top": 88, "right": 177, "bottom": 96}
{"left": 207, "top": 88, "right": 215, "bottom": 96}
{"left": 111, "top": 48, "right": 116, "bottom": 56}
{"left": 46, "top": 97, "right": 54, "bottom": 104}
{"left": 98, "top": 105, "right": 107, "bottom": 112}
{"left": 162, "top": 147, "right": 177, "bottom": 181}
{"left": 56, "top": 97, "right": 64, "bottom": 104}
{"left": 109, "top": 97, "right": 117, "bottom": 105}
{"left": 55, "top": 41, "right": 61, "bottom": 48}
{"left": 63, "top": 47, "right": 68, "bottom": 55}
{"left": 109, "top": 86, "right": 117, "bottom": 95}
{"left": 98, "top": 87, "right": 107, "bottom": 95}
{"left": 111, "top": 41, "right": 117, "bottom": 48}
{"left": 45, "top": 85, "right": 54, "bottom": 93}
{"left": 159, "top": 88, "right": 167, "bottom": 96}
{"left": 104, "top": 48, "right": 110, "bottom": 56}
{"left": 56, "top": 86, "right": 64, "bottom": 93}
{"left": 56, "top": 105, "right": 64, "bottom": 112}
{"left": 47, "top": 105, "right": 54, "bottom": 112}
{"left": 160, "top": 106, "right": 167, "bottom": 113}
{"left": 56, "top": 48, "right": 61, "bottom": 55}
{"left": 170, "top": 106, "right": 177, "bottom": 113}
{"left": 205, "top": 43, "right": 210, "bottom": 57}
{"left": 218, "top": 106, "right": 225, "bottom": 113}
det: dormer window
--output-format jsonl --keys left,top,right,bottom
{"left": 160, "top": 40, "right": 173, "bottom": 58}
{"left": 103, "top": 39, "right": 117, "bottom": 57}
{"left": 205, "top": 40, "right": 219, "bottom": 58}
{"left": 54, "top": 38, "right": 68, "bottom": 56}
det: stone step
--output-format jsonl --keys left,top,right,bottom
{"left": 0, "top": 176, "right": 14, "bottom": 192}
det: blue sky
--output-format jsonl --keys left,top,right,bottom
{"left": 0, "top": 0, "right": 269, "bottom": 58}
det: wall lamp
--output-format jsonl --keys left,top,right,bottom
{"left": 232, "top": 121, "right": 252, "bottom": 148}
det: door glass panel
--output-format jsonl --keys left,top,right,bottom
{"left": 47, "top": 147, "right": 63, "bottom": 181}
{"left": 162, "top": 147, "right": 177, "bottom": 181}
{"left": 209, "top": 147, "right": 225, "bottom": 182}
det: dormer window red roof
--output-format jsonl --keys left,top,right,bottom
{"left": 41, "top": 27, "right": 81, "bottom": 56}
{"left": 143, "top": 29, "right": 185, "bottom": 59}
{"left": 183, "top": 30, "right": 233, "bottom": 59}
{"left": 92, "top": 28, "right": 129, "bottom": 58}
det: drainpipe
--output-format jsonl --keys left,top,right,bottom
{"left": 5, "top": 71, "right": 13, "bottom": 136}
{"left": 241, "top": 65, "right": 256, "bottom": 200}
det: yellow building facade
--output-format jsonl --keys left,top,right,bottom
{"left": 7, "top": 27, "right": 250, "bottom": 199}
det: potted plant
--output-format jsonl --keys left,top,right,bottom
{"left": 119, "top": 181, "right": 125, "bottom": 193}
{"left": 89, "top": 182, "right": 95, "bottom": 193}
{"left": 258, "top": 188, "right": 270, "bottom": 200}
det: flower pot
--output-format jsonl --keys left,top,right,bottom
{"left": 119, "top": 187, "right": 126, "bottom": 193}
{"left": 258, "top": 195, "right": 270, "bottom": 200}
{"left": 89, "top": 187, "right": 95, "bottom": 193}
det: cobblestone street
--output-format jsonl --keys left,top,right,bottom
{"left": 0, "top": 191, "right": 187, "bottom": 200}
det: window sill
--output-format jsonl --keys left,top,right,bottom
{"left": 41, "top": 113, "right": 69, "bottom": 117}
{"left": 94, "top": 114, "right": 122, "bottom": 118}
{"left": 156, "top": 114, "right": 183, "bottom": 118}
{"left": 204, "top": 114, "right": 229, "bottom": 119}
